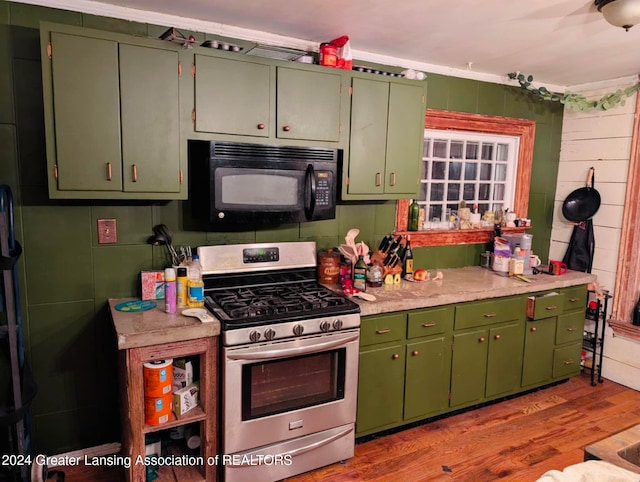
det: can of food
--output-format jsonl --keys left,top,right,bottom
{"left": 317, "top": 249, "right": 341, "bottom": 284}
{"left": 319, "top": 42, "right": 337, "bottom": 67}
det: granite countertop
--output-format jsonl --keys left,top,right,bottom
{"left": 341, "top": 266, "right": 597, "bottom": 317}
{"left": 109, "top": 298, "right": 221, "bottom": 350}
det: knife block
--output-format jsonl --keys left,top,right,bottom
{"left": 370, "top": 250, "right": 402, "bottom": 278}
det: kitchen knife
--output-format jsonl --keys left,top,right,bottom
{"left": 378, "top": 234, "right": 393, "bottom": 253}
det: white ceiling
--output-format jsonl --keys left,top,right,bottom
{"left": 18, "top": 0, "right": 640, "bottom": 88}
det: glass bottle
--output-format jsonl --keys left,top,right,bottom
{"left": 353, "top": 255, "right": 367, "bottom": 291}
{"left": 408, "top": 199, "right": 420, "bottom": 231}
{"left": 403, "top": 236, "right": 414, "bottom": 278}
{"left": 187, "top": 254, "right": 205, "bottom": 307}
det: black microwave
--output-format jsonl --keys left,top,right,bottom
{"left": 188, "top": 141, "right": 339, "bottom": 225}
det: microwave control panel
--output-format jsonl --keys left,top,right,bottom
{"left": 316, "top": 171, "right": 333, "bottom": 206}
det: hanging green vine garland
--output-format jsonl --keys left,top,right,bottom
{"left": 507, "top": 72, "right": 640, "bottom": 112}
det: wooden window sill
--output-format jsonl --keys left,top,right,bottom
{"left": 608, "top": 319, "right": 640, "bottom": 343}
{"left": 395, "top": 226, "right": 531, "bottom": 247}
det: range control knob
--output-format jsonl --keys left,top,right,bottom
{"left": 249, "top": 330, "right": 261, "bottom": 343}
{"left": 319, "top": 321, "right": 331, "bottom": 332}
{"left": 293, "top": 324, "right": 304, "bottom": 336}
{"left": 333, "top": 319, "right": 344, "bottom": 330}
{"left": 264, "top": 328, "right": 276, "bottom": 341}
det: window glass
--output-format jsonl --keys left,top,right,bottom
{"left": 416, "top": 129, "right": 519, "bottom": 228}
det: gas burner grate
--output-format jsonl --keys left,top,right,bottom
{"left": 206, "top": 281, "right": 351, "bottom": 321}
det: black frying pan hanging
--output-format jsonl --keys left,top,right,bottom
{"left": 562, "top": 167, "right": 601, "bottom": 222}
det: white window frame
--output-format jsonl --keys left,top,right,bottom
{"left": 395, "top": 109, "right": 536, "bottom": 247}
{"left": 421, "top": 129, "right": 520, "bottom": 224}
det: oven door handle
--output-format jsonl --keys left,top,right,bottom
{"left": 226, "top": 333, "right": 359, "bottom": 361}
{"left": 304, "top": 163, "right": 316, "bottom": 221}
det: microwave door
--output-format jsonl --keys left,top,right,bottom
{"left": 304, "top": 164, "right": 316, "bottom": 221}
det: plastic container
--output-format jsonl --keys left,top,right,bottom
{"left": 164, "top": 268, "right": 176, "bottom": 313}
{"left": 143, "top": 359, "right": 173, "bottom": 397}
{"left": 319, "top": 42, "right": 337, "bottom": 67}
{"left": 187, "top": 255, "right": 204, "bottom": 308}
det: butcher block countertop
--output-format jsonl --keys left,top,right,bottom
{"left": 342, "top": 266, "right": 597, "bottom": 317}
{"left": 109, "top": 298, "right": 221, "bottom": 350}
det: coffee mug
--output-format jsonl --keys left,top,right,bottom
{"left": 529, "top": 254, "right": 541, "bottom": 268}
{"left": 549, "top": 259, "right": 568, "bottom": 275}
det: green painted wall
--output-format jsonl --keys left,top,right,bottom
{"left": 0, "top": 1, "right": 563, "bottom": 454}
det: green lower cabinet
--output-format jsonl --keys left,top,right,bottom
{"left": 486, "top": 322, "right": 525, "bottom": 398}
{"left": 522, "top": 318, "right": 557, "bottom": 387}
{"left": 553, "top": 343, "right": 582, "bottom": 378}
{"left": 450, "top": 328, "right": 488, "bottom": 407}
{"left": 404, "top": 335, "right": 451, "bottom": 420}
{"left": 356, "top": 343, "right": 405, "bottom": 434}
{"left": 356, "top": 286, "right": 587, "bottom": 438}
{"left": 451, "top": 321, "right": 525, "bottom": 407}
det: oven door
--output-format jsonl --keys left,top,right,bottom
{"left": 223, "top": 329, "right": 359, "bottom": 454}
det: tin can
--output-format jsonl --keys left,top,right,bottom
{"left": 317, "top": 249, "right": 341, "bottom": 284}
{"left": 319, "top": 43, "right": 337, "bottom": 67}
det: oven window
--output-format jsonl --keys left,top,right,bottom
{"left": 242, "top": 348, "right": 346, "bottom": 420}
{"left": 218, "top": 168, "right": 299, "bottom": 207}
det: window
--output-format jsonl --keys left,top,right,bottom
{"left": 421, "top": 130, "right": 519, "bottom": 226}
{"left": 395, "top": 109, "right": 535, "bottom": 247}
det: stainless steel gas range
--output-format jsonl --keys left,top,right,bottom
{"left": 198, "top": 242, "right": 361, "bottom": 482}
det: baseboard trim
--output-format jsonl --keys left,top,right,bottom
{"left": 47, "top": 442, "right": 122, "bottom": 468}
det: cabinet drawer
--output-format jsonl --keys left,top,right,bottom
{"left": 527, "top": 292, "right": 565, "bottom": 320}
{"left": 454, "top": 297, "right": 525, "bottom": 330}
{"left": 563, "top": 285, "right": 587, "bottom": 313}
{"left": 553, "top": 343, "right": 582, "bottom": 378}
{"left": 360, "top": 313, "right": 407, "bottom": 347}
{"left": 556, "top": 311, "right": 584, "bottom": 345}
{"left": 407, "top": 306, "right": 453, "bottom": 339}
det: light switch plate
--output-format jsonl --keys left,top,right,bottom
{"left": 97, "top": 219, "right": 117, "bottom": 244}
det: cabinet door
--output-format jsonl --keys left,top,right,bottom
{"left": 384, "top": 82, "right": 424, "bottom": 196}
{"left": 356, "top": 344, "right": 405, "bottom": 434}
{"left": 276, "top": 67, "right": 342, "bottom": 142}
{"left": 404, "top": 336, "right": 451, "bottom": 420}
{"left": 486, "top": 322, "right": 524, "bottom": 398}
{"left": 194, "top": 55, "right": 271, "bottom": 137}
{"left": 347, "top": 78, "right": 389, "bottom": 195}
{"left": 450, "top": 328, "right": 488, "bottom": 407}
{"left": 50, "top": 32, "right": 122, "bottom": 191}
{"left": 522, "top": 319, "right": 556, "bottom": 387}
{"left": 120, "top": 44, "right": 180, "bottom": 193}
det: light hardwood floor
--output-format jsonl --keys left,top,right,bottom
{"left": 56, "top": 372, "right": 640, "bottom": 481}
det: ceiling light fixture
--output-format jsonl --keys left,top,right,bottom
{"left": 595, "top": 0, "right": 640, "bottom": 31}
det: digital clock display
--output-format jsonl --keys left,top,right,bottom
{"left": 243, "top": 247, "right": 279, "bottom": 263}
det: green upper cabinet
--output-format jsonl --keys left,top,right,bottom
{"left": 120, "top": 44, "right": 180, "bottom": 194}
{"left": 47, "top": 32, "right": 122, "bottom": 192}
{"left": 193, "top": 52, "right": 342, "bottom": 143}
{"left": 194, "top": 55, "right": 271, "bottom": 137}
{"left": 276, "top": 67, "right": 342, "bottom": 142}
{"left": 344, "top": 76, "right": 426, "bottom": 199}
{"left": 41, "top": 23, "right": 185, "bottom": 200}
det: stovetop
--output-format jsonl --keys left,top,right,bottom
{"left": 204, "top": 270, "right": 360, "bottom": 329}
{"left": 197, "top": 242, "right": 361, "bottom": 346}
